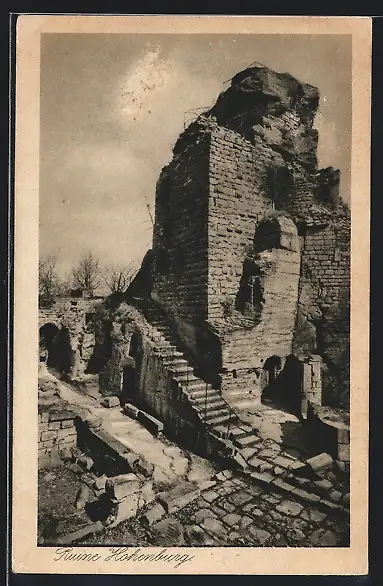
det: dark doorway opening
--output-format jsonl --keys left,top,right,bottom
{"left": 261, "top": 354, "right": 303, "bottom": 416}
{"left": 121, "top": 364, "right": 136, "bottom": 404}
{"left": 41, "top": 325, "right": 74, "bottom": 376}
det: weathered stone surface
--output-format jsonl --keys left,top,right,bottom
{"left": 138, "top": 481, "right": 156, "bottom": 508}
{"left": 140, "top": 503, "right": 166, "bottom": 528}
{"left": 184, "top": 524, "right": 217, "bottom": 546}
{"left": 275, "top": 500, "right": 303, "bottom": 516}
{"left": 123, "top": 403, "right": 140, "bottom": 420}
{"left": 101, "top": 396, "right": 120, "bottom": 408}
{"left": 247, "top": 525, "right": 271, "bottom": 545}
{"left": 194, "top": 508, "right": 217, "bottom": 524}
{"left": 200, "top": 517, "right": 227, "bottom": 540}
{"left": 105, "top": 473, "right": 140, "bottom": 501}
{"left": 228, "top": 490, "right": 253, "bottom": 506}
{"left": 134, "top": 457, "right": 154, "bottom": 478}
{"left": 150, "top": 518, "right": 186, "bottom": 546}
{"left": 222, "top": 513, "right": 241, "bottom": 526}
{"left": 310, "top": 529, "right": 338, "bottom": 547}
{"left": 107, "top": 493, "right": 140, "bottom": 527}
{"left": 306, "top": 453, "right": 333, "bottom": 472}
{"left": 157, "top": 481, "right": 199, "bottom": 513}
{"left": 137, "top": 411, "right": 164, "bottom": 436}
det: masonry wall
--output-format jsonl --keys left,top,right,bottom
{"left": 39, "top": 297, "right": 99, "bottom": 380}
{"left": 152, "top": 131, "right": 210, "bottom": 325}
{"left": 38, "top": 407, "right": 77, "bottom": 469}
{"left": 294, "top": 215, "right": 351, "bottom": 407}
{"left": 136, "top": 336, "right": 205, "bottom": 450}
{"left": 207, "top": 125, "right": 274, "bottom": 322}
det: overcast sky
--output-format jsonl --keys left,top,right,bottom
{"left": 40, "top": 33, "right": 351, "bottom": 278}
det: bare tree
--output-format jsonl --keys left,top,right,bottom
{"left": 72, "top": 252, "right": 103, "bottom": 297}
{"left": 103, "top": 262, "right": 137, "bottom": 294}
{"left": 39, "top": 255, "right": 61, "bottom": 306}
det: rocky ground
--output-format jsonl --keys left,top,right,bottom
{"left": 39, "top": 462, "right": 349, "bottom": 548}
{"left": 38, "top": 368, "right": 350, "bottom": 549}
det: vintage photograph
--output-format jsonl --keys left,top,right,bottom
{"left": 37, "top": 30, "right": 352, "bottom": 548}
{"left": 12, "top": 15, "right": 371, "bottom": 575}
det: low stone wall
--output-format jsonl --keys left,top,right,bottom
{"left": 38, "top": 406, "right": 78, "bottom": 469}
{"left": 136, "top": 337, "right": 209, "bottom": 454}
{"left": 306, "top": 403, "right": 350, "bottom": 472}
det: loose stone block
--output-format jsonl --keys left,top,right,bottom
{"left": 228, "top": 490, "right": 253, "bottom": 506}
{"left": 106, "top": 493, "right": 140, "bottom": 527}
{"left": 140, "top": 503, "right": 166, "bottom": 528}
{"left": 232, "top": 452, "right": 248, "bottom": 470}
{"left": 137, "top": 411, "right": 164, "bottom": 436}
{"left": 310, "top": 528, "right": 338, "bottom": 546}
{"left": 215, "top": 470, "right": 233, "bottom": 481}
{"left": 105, "top": 473, "right": 140, "bottom": 502}
{"left": 201, "top": 489, "right": 220, "bottom": 503}
{"left": 75, "top": 485, "right": 91, "bottom": 510}
{"left": 123, "top": 403, "right": 140, "bottom": 420}
{"left": 157, "top": 481, "right": 200, "bottom": 513}
{"left": 306, "top": 453, "right": 333, "bottom": 472}
{"left": 200, "top": 517, "right": 227, "bottom": 540}
{"left": 101, "top": 396, "right": 120, "bottom": 408}
{"left": 198, "top": 480, "right": 217, "bottom": 491}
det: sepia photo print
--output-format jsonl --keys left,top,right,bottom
{"left": 13, "top": 16, "right": 371, "bottom": 575}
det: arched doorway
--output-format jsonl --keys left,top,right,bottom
{"left": 40, "top": 323, "right": 74, "bottom": 376}
{"left": 39, "top": 323, "right": 60, "bottom": 363}
{"left": 261, "top": 355, "right": 283, "bottom": 403}
{"left": 261, "top": 354, "right": 303, "bottom": 415}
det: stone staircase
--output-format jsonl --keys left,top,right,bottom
{"left": 129, "top": 300, "right": 350, "bottom": 514}
{"left": 135, "top": 299, "right": 261, "bottom": 450}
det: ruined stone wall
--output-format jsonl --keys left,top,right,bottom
{"left": 136, "top": 337, "right": 205, "bottom": 450}
{"left": 38, "top": 406, "right": 77, "bottom": 469}
{"left": 39, "top": 297, "right": 100, "bottom": 380}
{"left": 207, "top": 124, "right": 274, "bottom": 321}
{"left": 294, "top": 215, "right": 351, "bottom": 407}
{"left": 143, "top": 65, "right": 351, "bottom": 408}
{"left": 152, "top": 131, "right": 210, "bottom": 324}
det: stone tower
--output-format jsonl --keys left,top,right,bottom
{"left": 147, "top": 64, "right": 350, "bottom": 410}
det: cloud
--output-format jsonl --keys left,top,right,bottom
{"left": 115, "top": 45, "right": 173, "bottom": 123}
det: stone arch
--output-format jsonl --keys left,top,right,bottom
{"left": 39, "top": 322, "right": 60, "bottom": 363}
{"left": 39, "top": 322, "right": 74, "bottom": 375}
{"left": 261, "top": 353, "right": 304, "bottom": 415}
{"left": 254, "top": 214, "right": 299, "bottom": 253}
{"left": 261, "top": 355, "right": 284, "bottom": 398}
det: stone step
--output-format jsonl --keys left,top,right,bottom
{"left": 190, "top": 395, "right": 223, "bottom": 408}
{"left": 233, "top": 434, "right": 261, "bottom": 449}
{"left": 207, "top": 413, "right": 232, "bottom": 426}
{"left": 176, "top": 375, "right": 208, "bottom": 386}
{"left": 157, "top": 346, "right": 185, "bottom": 360}
{"left": 204, "top": 407, "right": 230, "bottom": 421}
{"left": 188, "top": 386, "right": 217, "bottom": 398}
{"left": 168, "top": 364, "right": 195, "bottom": 376}
{"left": 164, "top": 355, "right": 189, "bottom": 366}
{"left": 195, "top": 401, "right": 228, "bottom": 416}
{"left": 228, "top": 425, "right": 253, "bottom": 440}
